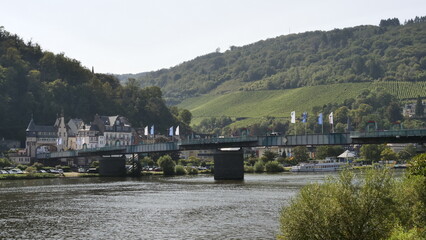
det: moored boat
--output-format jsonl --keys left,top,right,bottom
{"left": 291, "top": 158, "right": 349, "bottom": 172}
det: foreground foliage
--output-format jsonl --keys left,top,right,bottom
{"left": 278, "top": 169, "right": 425, "bottom": 240}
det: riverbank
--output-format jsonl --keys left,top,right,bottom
{"left": 0, "top": 172, "right": 99, "bottom": 180}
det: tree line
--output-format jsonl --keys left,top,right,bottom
{"left": 135, "top": 17, "right": 426, "bottom": 105}
{"left": 0, "top": 27, "right": 190, "bottom": 142}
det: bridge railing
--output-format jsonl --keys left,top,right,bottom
{"left": 78, "top": 145, "right": 126, "bottom": 153}
{"left": 179, "top": 136, "right": 258, "bottom": 145}
{"left": 36, "top": 150, "right": 78, "bottom": 159}
{"left": 127, "top": 142, "right": 178, "bottom": 153}
{"left": 350, "top": 129, "right": 426, "bottom": 138}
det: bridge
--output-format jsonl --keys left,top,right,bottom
{"left": 37, "top": 133, "right": 355, "bottom": 159}
{"left": 36, "top": 129, "right": 426, "bottom": 179}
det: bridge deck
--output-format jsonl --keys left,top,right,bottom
{"left": 36, "top": 130, "right": 426, "bottom": 159}
{"left": 350, "top": 129, "right": 426, "bottom": 143}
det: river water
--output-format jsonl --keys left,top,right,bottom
{"left": 0, "top": 173, "right": 335, "bottom": 240}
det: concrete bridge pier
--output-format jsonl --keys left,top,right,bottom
{"left": 99, "top": 155, "right": 126, "bottom": 176}
{"left": 214, "top": 149, "right": 244, "bottom": 180}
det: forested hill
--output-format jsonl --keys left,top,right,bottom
{"left": 136, "top": 17, "right": 426, "bottom": 105}
{"left": 0, "top": 27, "right": 185, "bottom": 142}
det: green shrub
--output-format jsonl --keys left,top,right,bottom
{"left": 32, "top": 162, "right": 44, "bottom": 170}
{"left": 186, "top": 167, "right": 199, "bottom": 175}
{"left": 265, "top": 161, "right": 283, "bottom": 173}
{"left": 0, "top": 158, "right": 12, "bottom": 168}
{"left": 25, "top": 166, "right": 37, "bottom": 173}
{"left": 387, "top": 225, "right": 425, "bottom": 240}
{"left": 157, "top": 155, "right": 176, "bottom": 175}
{"left": 244, "top": 166, "right": 254, "bottom": 173}
{"left": 278, "top": 169, "right": 426, "bottom": 240}
{"left": 254, "top": 161, "right": 264, "bottom": 173}
{"left": 16, "top": 164, "right": 27, "bottom": 171}
{"left": 175, "top": 165, "right": 187, "bottom": 175}
{"left": 409, "top": 153, "right": 426, "bottom": 176}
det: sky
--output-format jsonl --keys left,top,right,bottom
{"left": 1, "top": 0, "right": 425, "bottom": 74}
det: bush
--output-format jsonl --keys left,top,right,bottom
{"left": 244, "top": 166, "right": 254, "bottom": 173}
{"left": 186, "top": 167, "right": 199, "bottom": 175}
{"left": 157, "top": 155, "right": 176, "bottom": 175}
{"left": 175, "top": 165, "right": 187, "bottom": 175}
{"left": 409, "top": 153, "right": 426, "bottom": 176}
{"left": 254, "top": 161, "right": 264, "bottom": 173}
{"left": 32, "top": 162, "right": 44, "bottom": 170}
{"left": 278, "top": 169, "right": 426, "bottom": 240}
{"left": 16, "top": 164, "right": 27, "bottom": 171}
{"left": 25, "top": 166, "right": 37, "bottom": 173}
{"left": 265, "top": 161, "right": 283, "bottom": 172}
{"left": 0, "top": 158, "right": 12, "bottom": 168}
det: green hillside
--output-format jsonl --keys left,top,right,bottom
{"left": 179, "top": 81, "right": 426, "bottom": 126}
{"left": 136, "top": 17, "right": 426, "bottom": 105}
{"left": 0, "top": 27, "right": 181, "bottom": 141}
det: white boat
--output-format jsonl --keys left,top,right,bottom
{"left": 291, "top": 158, "right": 348, "bottom": 172}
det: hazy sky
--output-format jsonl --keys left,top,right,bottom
{"left": 1, "top": 0, "right": 425, "bottom": 74}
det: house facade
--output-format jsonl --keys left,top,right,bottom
{"left": 25, "top": 114, "right": 134, "bottom": 160}
{"left": 26, "top": 117, "right": 59, "bottom": 158}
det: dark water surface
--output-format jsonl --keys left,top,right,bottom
{"left": 0, "top": 173, "right": 333, "bottom": 239}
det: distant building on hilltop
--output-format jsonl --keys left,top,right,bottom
{"left": 403, "top": 100, "right": 426, "bottom": 118}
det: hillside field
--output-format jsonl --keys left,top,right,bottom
{"left": 178, "top": 81, "right": 426, "bottom": 126}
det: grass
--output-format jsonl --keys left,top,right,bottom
{"left": 0, "top": 173, "right": 58, "bottom": 180}
{"left": 178, "top": 81, "right": 426, "bottom": 126}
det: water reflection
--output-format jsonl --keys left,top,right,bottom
{"left": 0, "top": 173, "right": 334, "bottom": 239}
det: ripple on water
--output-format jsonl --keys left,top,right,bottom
{"left": 0, "top": 173, "right": 332, "bottom": 239}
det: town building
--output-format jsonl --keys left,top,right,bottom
{"left": 403, "top": 100, "right": 426, "bottom": 117}
{"left": 26, "top": 116, "right": 59, "bottom": 158}
{"left": 8, "top": 149, "right": 31, "bottom": 165}
{"left": 25, "top": 114, "right": 134, "bottom": 161}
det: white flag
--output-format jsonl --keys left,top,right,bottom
{"left": 329, "top": 112, "right": 334, "bottom": 124}
{"left": 144, "top": 126, "right": 148, "bottom": 135}
{"left": 291, "top": 111, "right": 296, "bottom": 123}
{"left": 175, "top": 126, "right": 180, "bottom": 136}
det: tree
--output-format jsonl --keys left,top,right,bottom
{"left": 397, "top": 144, "right": 416, "bottom": 161}
{"left": 415, "top": 96, "right": 424, "bottom": 117}
{"left": 292, "top": 146, "right": 309, "bottom": 163}
{"left": 0, "top": 158, "right": 12, "bottom": 168}
{"left": 265, "top": 161, "right": 283, "bottom": 172}
{"left": 261, "top": 150, "right": 278, "bottom": 162}
{"left": 360, "top": 144, "right": 384, "bottom": 162}
{"left": 386, "top": 102, "right": 403, "bottom": 122}
{"left": 279, "top": 169, "right": 425, "bottom": 240}
{"left": 408, "top": 153, "right": 426, "bottom": 176}
{"left": 334, "top": 106, "right": 349, "bottom": 124}
{"left": 178, "top": 109, "right": 192, "bottom": 126}
{"left": 316, "top": 145, "right": 344, "bottom": 159}
{"left": 380, "top": 147, "right": 397, "bottom": 162}
{"left": 32, "top": 162, "right": 44, "bottom": 170}
{"left": 157, "top": 155, "right": 175, "bottom": 175}
{"left": 254, "top": 160, "right": 264, "bottom": 173}
{"left": 140, "top": 156, "right": 154, "bottom": 167}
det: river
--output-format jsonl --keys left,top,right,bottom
{"left": 0, "top": 173, "right": 336, "bottom": 239}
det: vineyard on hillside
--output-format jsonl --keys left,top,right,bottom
{"left": 179, "top": 81, "right": 426, "bottom": 126}
{"left": 373, "top": 81, "right": 426, "bottom": 100}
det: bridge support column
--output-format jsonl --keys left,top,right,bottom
{"left": 214, "top": 149, "right": 244, "bottom": 180}
{"left": 99, "top": 156, "right": 126, "bottom": 177}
